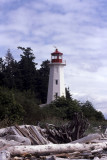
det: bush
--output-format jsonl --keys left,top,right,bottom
{"left": 81, "top": 101, "right": 105, "bottom": 121}
{"left": 41, "top": 96, "right": 81, "bottom": 121}
{"left": 14, "top": 90, "right": 42, "bottom": 124}
{"left": 0, "top": 87, "right": 24, "bottom": 125}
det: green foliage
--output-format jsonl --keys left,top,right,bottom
{"left": 0, "top": 46, "right": 105, "bottom": 127}
{"left": 81, "top": 101, "right": 105, "bottom": 121}
{"left": 41, "top": 97, "right": 105, "bottom": 124}
{"left": 41, "top": 96, "right": 81, "bottom": 120}
{"left": 36, "top": 60, "right": 50, "bottom": 103}
{"left": 5, "top": 49, "right": 14, "bottom": 65}
{"left": 0, "top": 87, "right": 42, "bottom": 126}
{"left": 85, "top": 120, "right": 107, "bottom": 135}
{"left": 0, "top": 87, "right": 24, "bottom": 125}
{"left": 3, "top": 49, "right": 16, "bottom": 89}
{"left": 17, "top": 47, "right": 37, "bottom": 91}
{"left": 14, "top": 90, "right": 42, "bottom": 124}
{"left": 65, "top": 87, "right": 72, "bottom": 100}
{"left": 0, "top": 58, "right": 5, "bottom": 86}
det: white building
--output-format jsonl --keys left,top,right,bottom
{"left": 47, "top": 49, "right": 66, "bottom": 104}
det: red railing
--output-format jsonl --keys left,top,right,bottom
{"left": 51, "top": 59, "right": 62, "bottom": 63}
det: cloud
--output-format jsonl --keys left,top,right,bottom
{"left": 0, "top": 0, "right": 16, "bottom": 4}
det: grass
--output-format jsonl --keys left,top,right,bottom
{"left": 85, "top": 120, "right": 107, "bottom": 135}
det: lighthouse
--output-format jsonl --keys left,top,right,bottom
{"left": 47, "top": 49, "right": 66, "bottom": 104}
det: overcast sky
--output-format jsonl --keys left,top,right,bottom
{"left": 0, "top": 0, "right": 107, "bottom": 118}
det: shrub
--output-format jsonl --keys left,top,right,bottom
{"left": 0, "top": 87, "right": 24, "bottom": 125}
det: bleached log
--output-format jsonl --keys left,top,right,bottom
{"left": 0, "top": 138, "right": 23, "bottom": 148}
{"left": 15, "top": 125, "right": 38, "bottom": 145}
{"left": 7, "top": 142, "right": 107, "bottom": 156}
{"left": 100, "top": 157, "right": 107, "bottom": 160}
{"left": 31, "top": 126, "right": 49, "bottom": 144}
{"left": 91, "top": 148, "right": 103, "bottom": 153}
{"left": 46, "top": 155, "right": 70, "bottom": 160}
{"left": 4, "top": 135, "right": 31, "bottom": 145}
{"left": 71, "top": 133, "right": 101, "bottom": 143}
{"left": 0, "top": 150, "right": 10, "bottom": 160}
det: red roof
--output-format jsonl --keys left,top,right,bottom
{"left": 51, "top": 49, "right": 63, "bottom": 55}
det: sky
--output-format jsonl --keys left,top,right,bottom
{"left": 0, "top": 0, "right": 107, "bottom": 118}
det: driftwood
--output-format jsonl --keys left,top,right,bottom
{"left": 0, "top": 113, "right": 89, "bottom": 147}
{"left": 0, "top": 129, "right": 106, "bottom": 159}
{"left": 0, "top": 150, "right": 10, "bottom": 160}
{"left": 5, "top": 142, "right": 107, "bottom": 156}
{"left": 0, "top": 125, "right": 51, "bottom": 146}
{"left": 1, "top": 113, "right": 107, "bottom": 159}
{"left": 71, "top": 133, "right": 101, "bottom": 143}
{"left": 45, "top": 112, "right": 89, "bottom": 143}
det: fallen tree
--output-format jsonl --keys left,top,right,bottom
{"left": 45, "top": 112, "right": 89, "bottom": 143}
{"left": 7, "top": 142, "right": 107, "bottom": 156}
{"left": 71, "top": 133, "right": 101, "bottom": 143}
{"left": 0, "top": 140, "right": 107, "bottom": 160}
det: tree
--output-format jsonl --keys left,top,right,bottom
{"left": 37, "top": 60, "right": 50, "bottom": 103}
{"left": 42, "top": 96, "right": 81, "bottom": 120}
{"left": 81, "top": 101, "right": 105, "bottom": 121}
{"left": 3, "top": 49, "right": 16, "bottom": 88}
{"left": 0, "top": 58, "right": 3, "bottom": 72}
{"left": 14, "top": 90, "right": 42, "bottom": 124}
{"left": 4, "top": 49, "right": 14, "bottom": 66}
{"left": 65, "top": 87, "right": 72, "bottom": 100}
{"left": 66, "top": 99, "right": 81, "bottom": 120}
{"left": 95, "top": 111, "right": 105, "bottom": 121}
{"left": 0, "top": 87, "right": 24, "bottom": 125}
{"left": 17, "top": 47, "right": 37, "bottom": 91}
{"left": 0, "top": 58, "right": 5, "bottom": 86}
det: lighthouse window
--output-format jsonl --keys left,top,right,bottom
{"left": 55, "top": 92, "right": 58, "bottom": 98}
{"left": 59, "top": 56, "right": 62, "bottom": 59}
{"left": 55, "top": 80, "right": 58, "bottom": 85}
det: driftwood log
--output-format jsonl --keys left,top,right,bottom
{"left": 45, "top": 112, "right": 89, "bottom": 143}
{"left": 4, "top": 141, "right": 107, "bottom": 156}
{"left": 71, "top": 133, "right": 101, "bottom": 143}
{"left": 1, "top": 112, "right": 107, "bottom": 159}
{"left": 0, "top": 150, "right": 10, "bottom": 160}
{"left": 0, "top": 113, "right": 89, "bottom": 146}
{"left": 0, "top": 131, "right": 106, "bottom": 159}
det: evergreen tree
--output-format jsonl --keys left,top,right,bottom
{"left": 3, "top": 49, "right": 16, "bottom": 88}
{"left": 5, "top": 49, "right": 14, "bottom": 66}
{"left": 43, "top": 96, "right": 81, "bottom": 120}
{"left": 37, "top": 60, "right": 50, "bottom": 103}
{"left": 0, "top": 58, "right": 3, "bottom": 72}
{"left": 81, "top": 101, "right": 105, "bottom": 121}
{"left": 0, "top": 87, "right": 24, "bottom": 125}
{"left": 0, "top": 58, "right": 5, "bottom": 86}
{"left": 65, "top": 87, "right": 72, "bottom": 100}
{"left": 17, "top": 47, "right": 37, "bottom": 91}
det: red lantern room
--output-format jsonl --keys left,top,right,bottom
{"left": 51, "top": 49, "right": 63, "bottom": 63}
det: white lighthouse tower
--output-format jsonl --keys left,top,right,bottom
{"left": 47, "top": 49, "right": 66, "bottom": 104}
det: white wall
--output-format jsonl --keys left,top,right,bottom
{"left": 47, "top": 62, "right": 66, "bottom": 104}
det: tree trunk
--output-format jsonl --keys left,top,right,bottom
{"left": 7, "top": 142, "right": 107, "bottom": 156}
{"left": 71, "top": 133, "right": 101, "bottom": 143}
{"left": 0, "top": 150, "right": 10, "bottom": 160}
